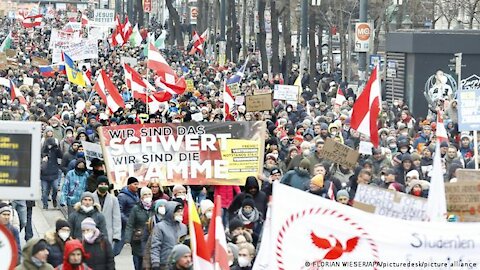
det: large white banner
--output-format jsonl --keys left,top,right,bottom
{"left": 49, "top": 29, "right": 80, "bottom": 49}
{"left": 92, "top": 9, "right": 115, "bottom": 27}
{"left": 52, "top": 39, "right": 99, "bottom": 63}
{"left": 271, "top": 183, "right": 480, "bottom": 270}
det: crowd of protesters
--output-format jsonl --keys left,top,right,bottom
{"left": 0, "top": 6, "right": 470, "bottom": 270}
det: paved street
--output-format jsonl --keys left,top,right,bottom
{"left": 24, "top": 201, "right": 134, "bottom": 270}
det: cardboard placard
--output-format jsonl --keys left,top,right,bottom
{"left": 273, "top": 84, "right": 299, "bottom": 101}
{"left": 318, "top": 138, "right": 359, "bottom": 169}
{"left": 31, "top": 56, "right": 49, "bottom": 67}
{"left": 0, "top": 53, "right": 7, "bottom": 65}
{"left": 234, "top": 95, "right": 245, "bottom": 105}
{"left": 228, "top": 82, "right": 241, "bottom": 96}
{"left": 5, "top": 49, "right": 16, "bottom": 58}
{"left": 456, "top": 169, "right": 480, "bottom": 181}
{"left": 82, "top": 141, "right": 104, "bottom": 170}
{"left": 246, "top": 93, "right": 273, "bottom": 112}
{"left": 353, "top": 184, "right": 428, "bottom": 221}
{"left": 358, "top": 141, "right": 373, "bottom": 155}
{"left": 191, "top": 112, "right": 203, "bottom": 122}
{"left": 445, "top": 180, "right": 480, "bottom": 222}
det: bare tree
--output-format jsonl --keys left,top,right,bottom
{"left": 308, "top": 4, "right": 317, "bottom": 89}
{"left": 270, "top": 0, "right": 281, "bottom": 74}
{"left": 166, "top": 0, "right": 184, "bottom": 48}
{"left": 258, "top": 0, "right": 268, "bottom": 73}
{"left": 281, "top": 0, "right": 293, "bottom": 81}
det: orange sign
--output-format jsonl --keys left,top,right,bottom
{"left": 143, "top": 0, "right": 152, "bottom": 12}
{"left": 356, "top": 23, "right": 371, "bottom": 41}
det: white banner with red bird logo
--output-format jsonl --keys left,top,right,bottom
{"left": 270, "top": 183, "right": 480, "bottom": 270}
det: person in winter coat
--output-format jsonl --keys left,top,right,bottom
{"left": 143, "top": 199, "right": 168, "bottom": 270}
{"left": 86, "top": 158, "right": 106, "bottom": 193}
{"left": 67, "top": 192, "right": 108, "bottom": 240}
{"left": 15, "top": 238, "right": 53, "bottom": 270}
{"left": 213, "top": 185, "right": 241, "bottom": 227}
{"left": 60, "top": 141, "right": 80, "bottom": 175}
{"left": 59, "top": 127, "right": 75, "bottom": 154}
{"left": 228, "top": 176, "right": 268, "bottom": 219}
{"left": 59, "top": 159, "right": 90, "bottom": 215}
{"left": 151, "top": 201, "right": 188, "bottom": 270}
{"left": 232, "top": 196, "right": 263, "bottom": 247}
{"left": 166, "top": 244, "right": 192, "bottom": 270}
{"left": 115, "top": 177, "right": 140, "bottom": 256}
{"left": 280, "top": 158, "right": 312, "bottom": 191}
{"left": 232, "top": 242, "right": 256, "bottom": 270}
{"left": 92, "top": 176, "right": 121, "bottom": 246}
{"left": 125, "top": 187, "right": 155, "bottom": 270}
{"left": 0, "top": 202, "right": 21, "bottom": 264}
{"left": 199, "top": 199, "right": 214, "bottom": 233}
{"left": 395, "top": 153, "right": 416, "bottom": 186}
{"left": 41, "top": 137, "right": 63, "bottom": 209}
{"left": 148, "top": 180, "right": 170, "bottom": 202}
{"left": 81, "top": 218, "right": 115, "bottom": 270}
{"left": 46, "top": 220, "right": 73, "bottom": 268}
{"left": 55, "top": 239, "right": 92, "bottom": 270}
{"left": 171, "top": 185, "right": 189, "bottom": 225}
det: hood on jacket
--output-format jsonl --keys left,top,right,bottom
{"left": 164, "top": 201, "right": 181, "bottom": 223}
{"left": 21, "top": 238, "right": 45, "bottom": 265}
{"left": 120, "top": 186, "right": 139, "bottom": 201}
{"left": 73, "top": 202, "right": 102, "bottom": 213}
{"left": 62, "top": 239, "right": 90, "bottom": 267}
{"left": 244, "top": 176, "right": 259, "bottom": 190}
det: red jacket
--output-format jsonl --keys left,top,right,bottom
{"left": 214, "top": 185, "right": 241, "bottom": 208}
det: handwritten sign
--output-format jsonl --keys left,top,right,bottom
{"left": 445, "top": 180, "right": 480, "bottom": 222}
{"left": 186, "top": 79, "right": 195, "bottom": 92}
{"left": 228, "top": 82, "right": 241, "bottom": 96}
{"left": 353, "top": 184, "right": 428, "bottom": 221}
{"left": 273, "top": 84, "right": 299, "bottom": 101}
{"left": 30, "top": 56, "right": 49, "bottom": 67}
{"left": 82, "top": 142, "right": 104, "bottom": 170}
{"left": 318, "top": 138, "right": 359, "bottom": 169}
{"left": 246, "top": 93, "right": 272, "bottom": 112}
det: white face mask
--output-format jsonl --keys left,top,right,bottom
{"left": 205, "top": 212, "right": 213, "bottom": 219}
{"left": 83, "top": 231, "right": 94, "bottom": 240}
{"left": 238, "top": 257, "right": 251, "bottom": 267}
{"left": 81, "top": 205, "right": 94, "bottom": 213}
{"left": 143, "top": 197, "right": 152, "bottom": 204}
{"left": 174, "top": 215, "right": 183, "bottom": 223}
{"left": 157, "top": 207, "right": 166, "bottom": 215}
{"left": 58, "top": 231, "right": 70, "bottom": 241}
{"left": 176, "top": 194, "right": 186, "bottom": 200}
{"left": 303, "top": 149, "right": 311, "bottom": 156}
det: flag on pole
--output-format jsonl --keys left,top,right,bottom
{"left": 350, "top": 66, "right": 382, "bottom": 147}
{"left": 83, "top": 68, "right": 92, "bottom": 86}
{"left": 426, "top": 140, "right": 447, "bottom": 222}
{"left": 147, "top": 43, "right": 186, "bottom": 93}
{"left": 39, "top": 64, "right": 66, "bottom": 77}
{"left": 93, "top": 70, "right": 125, "bottom": 113}
{"left": 223, "top": 80, "right": 235, "bottom": 121}
{"left": 294, "top": 74, "right": 302, "bottom": 99}
{"left": 207, "top": 196, "right": 229, "bottom": 270}
{"left": 0, "top": 78, "right": 27, "bottom": 105}
{"left": 124, "top": 63, "right": 168, "bottom": 103}
{"left": 188, "top": 191, "right": 214, "bottom": 270}
{"left": 110, "top": 15, "right": 124, "bottom": 46}
{"left": 63, "top": 53, "right": 86, "bottom": 87}
{"left": 122, "top": 16, "right": 133, "bottom": 41}
{"left": 129, "top": 24, "right": 143, "bottom": 47}
{"left": 22, "top": 14, "right": 43, "bottom": 28}
{"left": 189, "top": 29, "right": 208, "bottom": 55}
{"left": 436, "top": 110, "right": 448, "bottom": 142}
{"left": 155, "top": 30, "right": 167, "bottom": 50}
{"left": 0, "top": 32, "right": 12, "bottom": 52}
{"left": 81, "top": 14, "right": 89, "bottom": 26}
{"left": 328, "top": 182, "right": 335, "bottom": 200}
{"left": 226, "top": 57, "right": 248, "bottom": 85}
{"left": 335, "top": 87, "right": 346, "bottom": 106}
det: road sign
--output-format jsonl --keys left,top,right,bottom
{"left": 387, "top": 60, "right": 397, "bottom": 78}
{"left": 355, "top": 22, "right": 373, "bottom": 52}
{"left": 0, "top": 224, "right": 18, "bottom": 269}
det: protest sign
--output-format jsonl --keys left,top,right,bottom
{"left": 228, "top": 82, "right": 241, "bottom": 96}
{"left": 5, "top": 49, "right": 15, "bottom": 58}
{"left": 88, "top": 27, "right": 109, "bottom": 40}
{"left": 456, "top": 169, "right": 480, "bottom": 181}
{"left": 0, "top": 53, "right": 6, "bottom": 65}
{"left": 318, "top": 138, "right": 359, "bottom": 169}
{"left": 273, "top": 84, "right": 299, "bottom": 101}
{"left": 253, "top": 88, "right": 272, "bottom": 95}
{"left": 358, "top": 141, "right": 373, "bottom": 155}
{"left": 234, "top": 95, "right": 245, "bottom": 105}
{"left": 353, "top": 184, "right": 428, "bottom": 221}
{"left": 23, "top": 77, "right": 34, "bottom": 86}
{"left": 49, "top": 29, "right": 80, "bottom": 49}
{"left": 271, "top": 183, "right": 480, "bottom": 270}
{"left": 82, "top": 142, "right": 104, "bottom": 170}
{"left": 92, "top": 9, "right": 115, "bottom": 27}
{"left": 246, "top": 93, "right": 272, "bottom": 112}
{"left": 120, "top": 56, "right": 138, "bottom": 67}
{"left": 52, "top": 39, "right": 99, "bottom": 63}
{"left": 445, "top": 180, "right": 480, "bottom": 222}
{"left": 191, "top": 112, "right": 203, "bottom": 122}
{"left": 99, "top": 122, "right": 266, "bottom": 188}
{"left": 30, "top": 56, "right": 49, "bottom": 67}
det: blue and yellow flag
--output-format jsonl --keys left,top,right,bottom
{"left": 63, "top": 53, "right": 86, "bottom": 87}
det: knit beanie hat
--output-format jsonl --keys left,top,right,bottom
{"left": 140, "top": 187, "right": 152, "bottom": 198}
{"left": 81, "top": 217, "right": 96, "bottom": 230}
{"left": 299, "top": 158, "right": 311, "bottom": 170}
{"left": 241, "top": 196, "right": 255, "bottom": 209}
{"left": 227, "top": 242, "right": 239, "bottom": 260}
{"left": 172, "top": 185, "right": 186, "bottom": 195}
{"left": 169, "top": 244, "right": 191, "bottom": 264}
{"left": 80, "top": 192, "right": 94, "bottom": 202}
{"left": 97, "top": 175, "right": 109, "bottom": 186}
{"left": 55, "top": 219, "right": 71, "bottom": 232}
{"left": 0, "top": 202, "right": 10, "bottom": 214}
{"left": 310, "top": 174, "right": 324, "bottom": 188}
{"left": 32, "top": 239, "right": 48, "bottom": 256}
{"left": 336, "top": 189, "right": 350, "bottom": 200}
{"left": 200, "top": 199, "right": 214, "bottom": 214}
{"left": 229, "top": 218, "right": 244, "bottom": 232}
{"left": 127, "top": 177, "right": 139, "bottom": 185}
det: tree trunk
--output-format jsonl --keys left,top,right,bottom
{"left": 197, "top": 0, "right": 204, "bottom": 32}
{"left": 231, "top": 0, "right": 238, "bottom": 62}
{"left": 242, "top": 0, "right": 248, "bottom": 58}
{"left": 168, "top": 16, "right": 175, "bottom": 46}
{"left": 373, "top": 10, "right": 385, "bottom": 54}
{"left": 317, "top": 24, "right": 323, "bottom": 66}
{"left": 308, "top": 6, "right": 316, "bottom": 90}
{"left": 338, "top": 9, "right": 347, "bottom": 82}
{"left": 136, "top": 0, "right": 144, "bottom": 27}
{"left": 258, "top": 0, "right": 268, "bottom": 73}
{"left": 270, "top": 0, "right": 280, "bottom": 75}
{"left": 281, "top": 0, "right": 292, "bottom": 81}
{"left": 166, "top": 0, "right": 184, "bottom": 49}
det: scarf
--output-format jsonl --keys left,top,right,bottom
{"left": 142, "top": 200, "right": 152, "bottom": 210}
{"left": 31, "top": 257, "right": 44, "bottom": 268}
{"left": 237, "top": 208, "right": 260, "bottom": 225}
{"left": 84, "top": 228, "right": 100, "bottom": 244}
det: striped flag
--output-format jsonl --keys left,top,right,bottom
{"left": 147, "top": 42, "right": 186, "bottom": 93}
{"left": 124, "top": 63, "right": 168, "bottom": 102}
{"left": 328, "top": 181, "right": 335, "bottom": 200}
{"left": 0, "top": 32, "right": 12, "bottom": 52}
{"left": 110, "top": 15, "right": 124, "bottom": 46}
{"left": 436, "top": 110, "right": 448, "bottom": 142}
{"left": 129, "top": 24, "right": 143, "bottom": 47}
{"left": 93, "top": 70, "right": 125, "bottom": 113}
{"left": 189, "top": 29, "right": 208, "bottom": 55}
{"left": 207, "top": 196, "right": 229, "bottom": 270}
{"left": 122, "top": 16, "right": 133, "bottom": 41}
{"left": 426, "top": 139, "right": 447, "bottom": 222}
{"left": 39, "top": 64, "right": 66, "bottom": 77}
{"left": 81, "top": 14, "right": 89, "bottom": 26}
{"left": 223, "top": 80, "right": 235, "bottom": 121}
{"left": 22, "top": 14, "right": 43, "bottom": 28}
{"left": 0, "top": 78, "right": 27, "bottom": 105}
{"left": 188, "top": 191, "right": 214, "bottom": 270}
{"left": 335, "top": 86, "right": 346, "bottom": 106}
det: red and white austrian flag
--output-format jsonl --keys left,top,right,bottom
{"left": 270, "top": 183, "right": 480, "bottom": 270}
{"left": 93, "top": 70, "right": 125, "bottom": 113}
